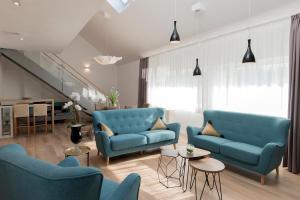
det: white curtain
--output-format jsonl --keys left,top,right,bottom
{"left": 148, "top": 18, "right": 290, "bottom": 117}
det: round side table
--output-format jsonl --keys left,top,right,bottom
{"left": 189, "top": 158, "right": 225, "bottom": 200}
{"left": 64, "top": 145, "right": 91, "bottom": 166}
{"left": 157, "top": 149, "right": 181, "bottom": 188}
{"left": 178, "top": 148, "right": 210, "bottom": 192}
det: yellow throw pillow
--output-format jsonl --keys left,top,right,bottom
{"left": 99, "top": 123, "right": 114, "bottom": 137}
{"left": 151, "top": 118, "right": 167, "bottom": 130}
{"left": 202, "top": 121, "right": 221, "bottom": 137}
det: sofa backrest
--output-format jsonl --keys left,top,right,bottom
{"left": 92, "top": 108, "right": 165, "bottom": 134}
{"left": 0, "top": 144, "right": 102, "bottom": 200}
{"left": 203, "top": 110, "right": 290, "bottom": 147}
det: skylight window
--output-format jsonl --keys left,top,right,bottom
{"left": 106, "top": 0, "right": 129, "bottom": 14}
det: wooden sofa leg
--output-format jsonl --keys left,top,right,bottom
{"left": 106, "top": 157, "right": 110, "bottom": 166}
{"left": 276, "top": 167, "right": 279, "bottom": 177}
{"left": 173, "top": 144, "right": 176, "bottom": 150}
{"left": 260, "top": 175, "right": 265, "bottom": 185}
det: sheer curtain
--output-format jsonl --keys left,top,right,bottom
{"left": 148, "top": 44, "right": 200, "bottom": 112}
{"left": 148, "top": 18, "right": 290, "bottom": 117}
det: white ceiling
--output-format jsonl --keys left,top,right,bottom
{"left": 80, "top": 0, "right": 297, "bottom": 64}
{"left": 0, "top": 0, "right": 298, "bottom": 63}
{"left": 0, "top": 0, "right": 102, "bottom": 52}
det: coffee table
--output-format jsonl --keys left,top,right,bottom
{"left": 64, "top": 145, "right": 91, "bottom": 166}
{"left": 189, "top": 158, "right": 225, "bottom": 200}
{"left": 157, "top": 149, "right": 181, "bottom": 188}
{"left": 178, "top": 147, "right": 210, "bottom": 192}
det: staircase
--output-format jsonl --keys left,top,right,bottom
{"left": 0, "top": 48, "right": 106, "bottom": 114}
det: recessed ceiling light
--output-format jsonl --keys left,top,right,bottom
{"left": 20, "top": 37, "right": 24, "bottom": 41}
{"left": 84, "top": 63, "right": 90, "bottom": 68}
{"left": 12, "top": 0, "right": 21, "bottom": 6}
{"left": 84, "top": 68, "right": 90, "bottom": 72}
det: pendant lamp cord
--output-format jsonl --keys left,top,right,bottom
{"left": 247, "top": 0, "right": 252, "bottom": 39}
{"left": 174, "top": 0, "right": 177, "bottom": 21}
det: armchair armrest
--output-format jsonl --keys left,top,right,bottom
{"left": 0, "top": 144, "right": 27, "bottom": 155}
{"left": 107, "top": 173, "right": 141, "bottom": 200}
{"left": 58, "top": 156, "right": 80, "bottom": 167}
{"left": 167, "top": 123, "right": 181, "bottom": 142}
{"left": 259, "top": 142, "right": 285, "bottom": 174}
{"left": 187, "top": 126, "right": 203, "bottom": 143}
{"left": 94, "top": 130, "right": 111, "bottom": 157}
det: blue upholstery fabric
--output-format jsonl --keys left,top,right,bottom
{"left": 202, "top": 110, "right": 290, "bottom": 147}
{"left": 58, "top": 156, "right": 80, "bottom": 167}
{"left": 0, "top": 144, "right": 141, "bottom": 200}
{"left": 220, "top": 142, "right": 263, "bottom": 165}
{"left": 192, "top": 135, "right": 231, "bottom": 153}
{"left": 100, "top": 179, "right": 119, "bottom": 200}
{"left": 93, "top": 108, "right": 181, "bottom": 158}
{"left": 187, "top": 110, "right": 290, "bottom": 175}
{"left": 93, "top": 108, "right": 164, "bottom": 134}
{"left": 0, "top": 144, "right": 102, "bottom": 200}
{"left": 110, "top": 134, "right": 147, "bottom": 151}
{"left": 138, "top": 130, "right": 175, "bottom": 144}
{"left": 100, "top": 174, "right": 141, "bottom": 200}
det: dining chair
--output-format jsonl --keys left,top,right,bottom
{"left": 33, "top": 104, "right": 48, "bottom": 134}
{"left": 13, "top": 104, "right": 30, "bottom": 136}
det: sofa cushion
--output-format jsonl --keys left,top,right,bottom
{"left": 151, "top": 118, "right": 167, "bottom": 130}
{"left": 138, "top": 130, "right": 175, "bottom": 144}
{"left": 220, "top": 142, "right": 263, "bottom": 165}
{"left": 100, "top": 178, "right": 118, "bottom": 200}
{"left": 110, "top": 134, "right": 147, "bottom": 151}
{"left": 202, "top": 121, "right": 221, "bottom": 137}
{"left": 99, "top": 123, "right": 114, "bottom": 137}
{"left": 192, "top": 135, "right": 231, "bottom": 153}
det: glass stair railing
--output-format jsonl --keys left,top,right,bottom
{"left": 0, "top": 48, "right": 106, "bottom": 114}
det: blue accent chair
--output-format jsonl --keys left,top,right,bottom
{"left": 0, "top": 144, "right": 141, "bottom": 200}
{"left": 92, "top": 108, "right": 181, "bottom": 164}
{"left": 187, "top": 110, "right": 290, "bottom": 184}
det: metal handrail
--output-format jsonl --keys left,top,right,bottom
{"left": 41, "top": 52, "right": 106, "bottom": 96}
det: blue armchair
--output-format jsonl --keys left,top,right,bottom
{"left": 0, "top": 144, "right": 141, "bottom": 200}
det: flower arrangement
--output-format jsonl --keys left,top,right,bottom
{"left": 63, "top": 92, "right": 82, "bottom": 126}
{"left": 186, "top": 144, "right": 195, "bottom": 154}
{"left": 107, "top": 87, "right": 120, "bottom": 107}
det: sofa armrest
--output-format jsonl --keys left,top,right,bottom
{"left": 259, "top": 142, "right": 285, "bottom": 175}
{"left": 167, "top": 123, "right": 181, "bottom": 142}
{"left": 58, "top": 156, "right": 80, "bottom": 167}
{"left": 107, "top": 173, "right": 141, "bottom": 200}
{"left": 94, "top": 131, "right": 111, "bottom": 157}
{"left": 187, "top": 126, "right": 203, "bottom": 143}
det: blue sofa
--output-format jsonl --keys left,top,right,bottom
{"left": 92, "top": 108, "right": 181, "bottom": 164}
{"left": 0, "top": 144, "right": 141, "bottom": 200}
{"left": 187, "top": 110, "right": 290, "bottom": 184}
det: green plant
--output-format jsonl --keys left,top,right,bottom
{"left": 107, "top": 87, "right": 120, "bottom": 106}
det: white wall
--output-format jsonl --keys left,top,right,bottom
{"left": 58, "top": 35, "right": 118, "bottom": 95}
{"left": 0, "top": 56, "right": 65, "bottom": 100}
{"left": 116, "top": 60, "right": 140, "bottom": 107}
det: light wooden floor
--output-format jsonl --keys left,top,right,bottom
{"left": 0, "top": 124, "right": 299, "bottom": 200}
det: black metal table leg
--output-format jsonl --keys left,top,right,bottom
{"left": 198, "top": 172, "right": 223, "bottom": 200}
{"left": 157, "top": 152, "right": 181, "bottom": 188}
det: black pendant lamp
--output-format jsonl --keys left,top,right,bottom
{"left": 243, "top": 0, "right": 256, "bottom": 63}
{"left": 193, "top": 58, "right": 201, "bottom": 76}
{"left": 170, "top": 21, "right": 180, "bottom": 44}
{"left": 170, "top": 0, "right": 180, "bottom": 44}
{"left": 242, "top": 39, "right": 255, "bottom": 63}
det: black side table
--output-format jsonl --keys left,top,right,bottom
{"left": 157, "top": 149, "right": 181, "bottom": 188}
